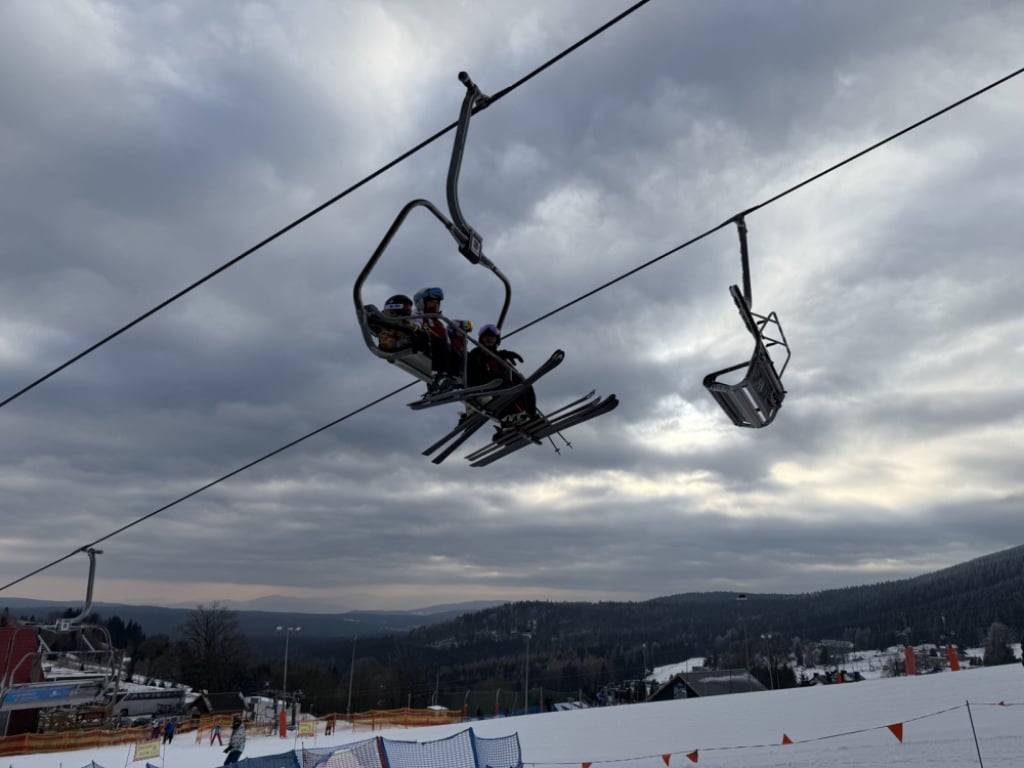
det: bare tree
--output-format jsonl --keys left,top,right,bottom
{"left": 179, "top": 602, "right": 250, "bottom": 691}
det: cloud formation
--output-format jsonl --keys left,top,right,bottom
{"left": 1, "top": 0, "right": 1023, "bottom": 611}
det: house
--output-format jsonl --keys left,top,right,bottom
{"left": 647, "top": 669, "right": 766, "bottom": 701}
{"left": 187, "top": 691, "right": 246, "bottom": 718}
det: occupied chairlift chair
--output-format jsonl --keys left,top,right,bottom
{"left": 353, "top": 72, "right": 512, "bottom": 390}
{"left": 703, "top": 216, "right": 791, "bottom": 427}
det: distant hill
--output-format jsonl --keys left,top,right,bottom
{"left": 0, "top": 597, "right": 506, "bottom": 639}
{"left": 401, "top": 544, "right": 1024, "bottom": 677}
{"left": 6, "top": 544, "right": 1023, "bottom": 679}
{"left": 7, "top": 547, "right": 1022, "bottom": 710}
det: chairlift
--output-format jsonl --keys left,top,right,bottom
{"left": 354, "top": 72, "right": 512, "bottom": 395}
{"left": 703, "top": 216, "right": 791, "bottom": 427}
{"left": 352, "top": 73, "right": 617, "bottom": 464}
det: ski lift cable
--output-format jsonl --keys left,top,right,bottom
{"left": 0, "top": 0, "right": 656, "bottom": 415}
{"left": 1, "top": 63, "right": 1020, "bottom": 596}
{"left": 0, "top": 380, "right": 416, "bottom": 595}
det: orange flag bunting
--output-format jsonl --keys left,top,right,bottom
{"left": 686, "top": 750, "right": 699, "bottom": 763}
{"left": 781, "top": 734, "right": 793, "bottom": 745}
{"left": 887, "top": 723, "right": 904, "bottom": 743}
{"left": 661, "top": 754, "right": 671, "bottom": 766}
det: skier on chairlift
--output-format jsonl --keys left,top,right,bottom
{"left": 467, "top": 324, "right": 538, "bottom": 434}
{"left": 415, "top": 286, "right": 462, "bottom": 392}
{"left": 369, "top": 294, "right": 417, "bottom": 353}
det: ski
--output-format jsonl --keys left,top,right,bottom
{"left": 408, "top": 348, "right": 565, "bottom": 410}
{"left": 468, "top": 394, "right": 619, "bottom": 467}
{"left": 425, "top": 412, "right": 491, "bottom": 464}
{"left": 407, "top": 378, "right": 503, "bottom": 410}
{"left": 419, "top": 350, "right": 566, "bottom": 463}
{"left": 464, "top": 390, "right": 602, "bottom": 459}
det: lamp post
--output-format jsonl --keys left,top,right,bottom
{"left": 523, "top": 632, "right": 531, "bottom": 715}
{"left": 277, "top": 626, "right": 301, "bottom": 699}
{"left": 761, "top": 633, "right": 774, "bottom": 690}
{"left": 347, "top": 635, "right": 357, "bottom": 717}
{"left": 736, "top": 594, "right": 750, "bottom": 691}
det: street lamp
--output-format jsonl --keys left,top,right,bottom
{"left": 346, "top": 636, "right": 357, "bottom": 716}
{"left": 277, "top": 626, "right": 301, "bottom": 698}
{"left": 736, "top": 594, "right": 750, "bottom": 691}
{"left": 760, "top": 633, "right": 774, "bottom": 690}
{"left": 523, "top": 632, "right": 531, "bottom": 715}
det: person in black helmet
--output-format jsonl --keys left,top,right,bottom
{"left": 468, "top": 324, "right": 537, "bottom": 428}
{"left": 371, "top": 294, "right": 418, "bottom": 353}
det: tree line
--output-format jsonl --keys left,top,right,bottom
{"left": 6, "top": 545, "right": 1023, "bottom": 715}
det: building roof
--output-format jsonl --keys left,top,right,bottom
{"left": 648, "top": 669, "right": 766, "bottom": 701}
{"left": 188, "top": 691, "right": 246, "bottom": 714}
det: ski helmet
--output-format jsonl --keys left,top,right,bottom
{"left": 479, "top": 323, "right": 501, "bottom": 343}
{"left": 383, "top": 294, "right": 413, "bottom": 316}
{"left": 414, "top": 286, "right": 443, "bottom": 307}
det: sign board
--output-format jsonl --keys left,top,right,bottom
{"left": 134, "top": 741, "right": 161, "bottom": 761}
{"left": 298, "top": 721, "right": 315, "bottom": 737}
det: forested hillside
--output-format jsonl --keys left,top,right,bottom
{"left": 6, "top": 545, "right": 1021, "bottom": 715}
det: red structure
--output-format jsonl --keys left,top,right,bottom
{"left": 903, "top": 645, "right": 917, "bottom": 676}
{"left": 0, "top": 627, "right": 42, "bottom": 735}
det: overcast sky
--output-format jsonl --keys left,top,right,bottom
{"left": 1, "top": 0, "right": 1022, "bottom": 614}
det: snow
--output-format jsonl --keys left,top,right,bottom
{"left": 649, "top": 657, "right": 706, "bottom": 682}
{"left": 7, "top": 663, "right": 1023, "bottom": 768}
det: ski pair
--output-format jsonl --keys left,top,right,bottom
{"left": 421, "top": 350, "right": 566, "bottom": 464}
{"left": 407, "top": 377, "right": 504, "bottom": 410}
{"left": 466, "top": 393, "right": 619, "bottom": 467}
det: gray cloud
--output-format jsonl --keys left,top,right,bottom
{"left": 1, "top": 0, "right": 1023, "bottom": 612}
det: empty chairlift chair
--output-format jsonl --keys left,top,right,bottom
{"left": 703, "top": 217, "right": 791, "bottom": 427}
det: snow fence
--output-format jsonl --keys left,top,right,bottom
{"left": 235, "top": 727, "right": 521, "bottom": 768}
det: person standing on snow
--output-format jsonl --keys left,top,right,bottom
{"left": 223, "top": 715, "right": 246, "bottom": 765}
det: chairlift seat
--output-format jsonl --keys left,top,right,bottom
{"left": 703, "top": 285, "right": 789, "bottom": 428}
{"left": 361, "top": 304, "right": 437, "bottom": 382}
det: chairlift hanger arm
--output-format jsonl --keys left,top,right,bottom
{"left": 734, "top": 215, "right": 752, "bottom": 307}
{"left": 446, "top": 72, "right": 511, "bottom": 329}
{"left": 63, "top": 547, "right": 102, "bottom": 628}
{"left": 447, "top": 72, "right": 490, "bottom": 267}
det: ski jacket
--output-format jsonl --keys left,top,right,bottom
{"left": 228, "top": 724, "right": 246, "bottom": 752}
{"left": 376, "top": 319, "right": 417, "bottom": 352}
{"left": 467, "top": 347, "right": 508, "bottom": 387}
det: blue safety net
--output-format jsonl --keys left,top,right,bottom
{"left": 475, "top": 732, "right": 522, "bottom": 768}
{"left": 234, "top": 749, "right": 301, "bottom": 768}
{"left": 380, "top": 728, "right": 477, "bottom": 768}
{"left": 302, "top": 737, "right": 383, "bottom": 768}
{"left": 241, "top": 726, "right": 519, "bottom": 768}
